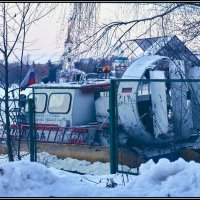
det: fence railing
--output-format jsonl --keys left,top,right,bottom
{"left": 109, "top": 78, "right": 200, "bottom": 174}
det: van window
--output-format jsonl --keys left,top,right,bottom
{"left": 25, "top": 93, "right": 47, "bottom": 113}
{"left": 48, "top": 93, "right": 71, "bottom": 113}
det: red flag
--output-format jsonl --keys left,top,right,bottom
{"left": 20, "top": 66, "right": 36, "bottom": 91}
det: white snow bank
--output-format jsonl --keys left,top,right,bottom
{"left": 17, "top": 151, "right": 131, "bottom": 175}
{"left": 0, "top": 158, "right": 200, "bottom": 197}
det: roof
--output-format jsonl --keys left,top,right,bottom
{"left": 135, "top": 35, "right": 200, "bottom": 67}
{"left": 135, "top": 36, "right": 161, "bottom": 51}
{"left": 115, "top": 56, "right": 129, "bottom": 61}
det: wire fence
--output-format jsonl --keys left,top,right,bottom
{"left": 109, "top": 78, "right": 200, "bottom": 175}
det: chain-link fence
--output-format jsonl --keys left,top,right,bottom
{"left": 109, "top": 78, "right": 200, "bottom": 174}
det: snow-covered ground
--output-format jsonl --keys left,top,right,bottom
{"left": 0, "top": 85, "right": 200, "bottom": 197}
{"left": 0, "top": 151, "right": 132, "bottom": 176}
{"left": 0, "top": 152, "right": 200, "bottom": 197}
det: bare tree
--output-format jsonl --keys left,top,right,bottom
{"left": 0, "top": 3, "right": 58, "bottom": 161}
{"left": 61, "top": 3, "right": 200, "bottom": 60}
{"left": 58, "top": 3, "right": 100, "bottom": 60}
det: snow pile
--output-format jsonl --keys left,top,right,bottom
{"left": 17, "top": 151, "right": 131, "bottom": 175}
{"left": 0, "top": 161, "right": 58, "bottom": 197}
{"left": 0, "top": 158, "right": 200, "bottom": 197}
{"left": 49, "top": 158, "right": 111, "bottom": 175}
{"left": 0, "top": 160, "right": 112, "bottom": 197}
{"left": 126, "top": 158, "right": 200, "bottom": 197}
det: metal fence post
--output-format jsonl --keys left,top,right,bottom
{"left": 109, "top": 79, "right": 117, "bottom": 174}
{"left": 28, "top": 98, "right": 36, "bottom": 162}
{"left": 33, "top": 89, "right": 37, "bottom": 162}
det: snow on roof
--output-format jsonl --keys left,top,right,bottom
{"left": 27, "top": 78, "right": 110, "bottom": 89}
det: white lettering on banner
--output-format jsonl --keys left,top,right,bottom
{"left": 46, "top": 118, "right": 57, "bottom": 122}
{"left": 35, "top": 112, "right": 67, "bottom": 124}
{"left": 35, "top": 118, "right": 44, "bottom": 122}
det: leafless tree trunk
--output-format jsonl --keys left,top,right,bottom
{"left": 0, "top": 3, "right": 58, "bottom": 161}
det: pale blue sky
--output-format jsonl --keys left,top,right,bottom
{"left": 15, "top": 3, "right": 123, "bottom": 64}
{"left": 7, "top": 3, "right": 196, "bottom": 64}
